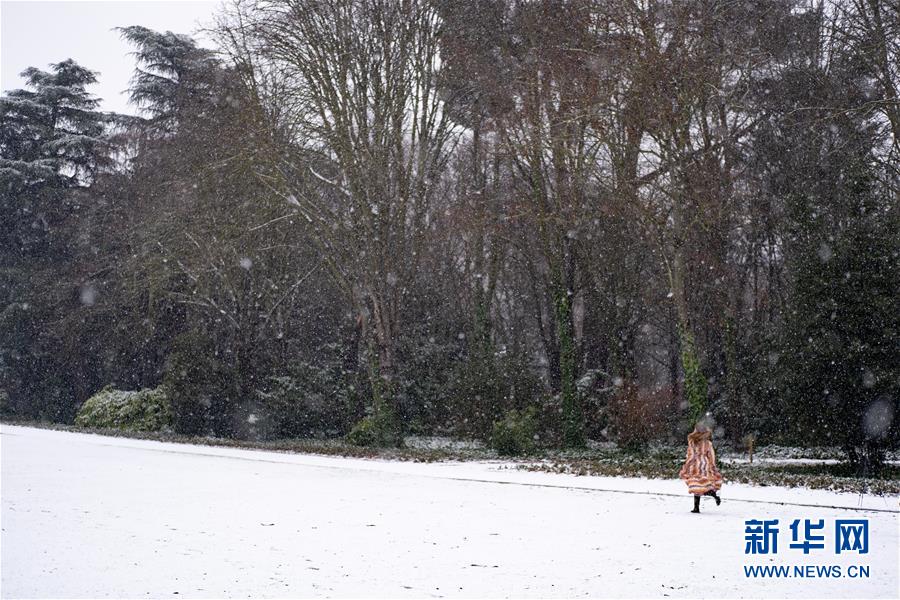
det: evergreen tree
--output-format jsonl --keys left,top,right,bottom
{"left": 0, "top": 59, "right": 111, "bottom": 419}
{"left": 117, "top": 26, "right": 220, "bottom": 135}
{"left": 749, "top": 10, "right": 899, "bottom": 468}
{"left": 780, "top": 159, "right": 900, "bottom": 472}
{"left": 0, "top": 59, "right": 109, "bottom": 255}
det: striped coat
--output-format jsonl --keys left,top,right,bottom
{"left": 679, "top": 430, "right": 723, "bottom": 495}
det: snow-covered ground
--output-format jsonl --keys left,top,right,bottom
{"left": 2, "top": 425, "right": 897, "bottom": 598}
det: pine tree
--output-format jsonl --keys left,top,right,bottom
{"left": 0, "top": 59, "right": 111, "bottom": 420}
{"left": 1, "top": 59, "right": 109, "bottom": 255}
{"left": 780, "top": 158, "right": 900, "bottom": 473}
{"left": 117, "top": 26, "right": 220, "bottom": 134}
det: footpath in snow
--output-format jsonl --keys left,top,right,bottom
{"left": 1, "top": 424, "right": 897, "bottom": 598}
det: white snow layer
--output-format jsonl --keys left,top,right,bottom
{"left": 1, "top": 424, "right": 897, "bottom": 599}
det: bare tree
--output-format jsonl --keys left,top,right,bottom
{"left": 222, "top": 0, "right": 458, "bottom": 437}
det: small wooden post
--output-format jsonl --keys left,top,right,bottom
{"left": 743, "top": 433, "right": 756, "bottom": 464}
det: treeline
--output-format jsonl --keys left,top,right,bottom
{"left": 1, "top": 0, "right": 898, "bottom": 468}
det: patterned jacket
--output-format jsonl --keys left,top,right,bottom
{"left": 679, "top": 429, "right": 724, "bottom": 494}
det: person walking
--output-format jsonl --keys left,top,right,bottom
{"left": 679, "top": 422, "right": 723, "bottom": 513}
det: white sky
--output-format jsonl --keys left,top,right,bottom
{"left": 1, "top": 0, "right": 218, "bottom": 115}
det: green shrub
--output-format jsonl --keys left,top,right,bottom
{"left": 347, "top": 407, "right": 403, "bottom": 447}
{"left": 163, "top": 330, "right": 230, "bottom": 436}
{"left": 75, "top": 385, "right": 171, "bottom": 431}
{"left": 444, "top": 351, "right": 544, "bottom": 438}
{"left": 491, "top": 406, "right": 538, "bottom": 456}
{"left": 347, "top": 415, "right": 378, "bottom": 446}
{"left": 255, "top": 363, "right": 361, "bottom": 439}
{"left": 0, "top": 388, "right": 11, "bottom": 417}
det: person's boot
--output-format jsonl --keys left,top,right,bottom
{"left": 703, "top": 490, "right": 722, "bottom": 506}
{"left": 691, "top": 495, "right": 700, "bottom": 513}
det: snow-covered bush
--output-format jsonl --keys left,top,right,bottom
{"left": 491, "top": 406, "right": 538, "bottom": 456}
{"left": 75, "top": 385, "right": 171, "bottom": 432}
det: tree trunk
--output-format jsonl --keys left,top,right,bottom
{"left": 669, "top": 202, "right": 708, "bottom": 426}
{"left": 553, "top": 246, "right": 583, "bottom": 448}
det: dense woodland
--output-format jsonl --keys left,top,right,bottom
{"left": 1, "top": 0, "right": 898, "bottom": 469}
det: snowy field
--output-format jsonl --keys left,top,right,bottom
{"left": 2, "top": 425, "right": 897, "bottom": 599}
